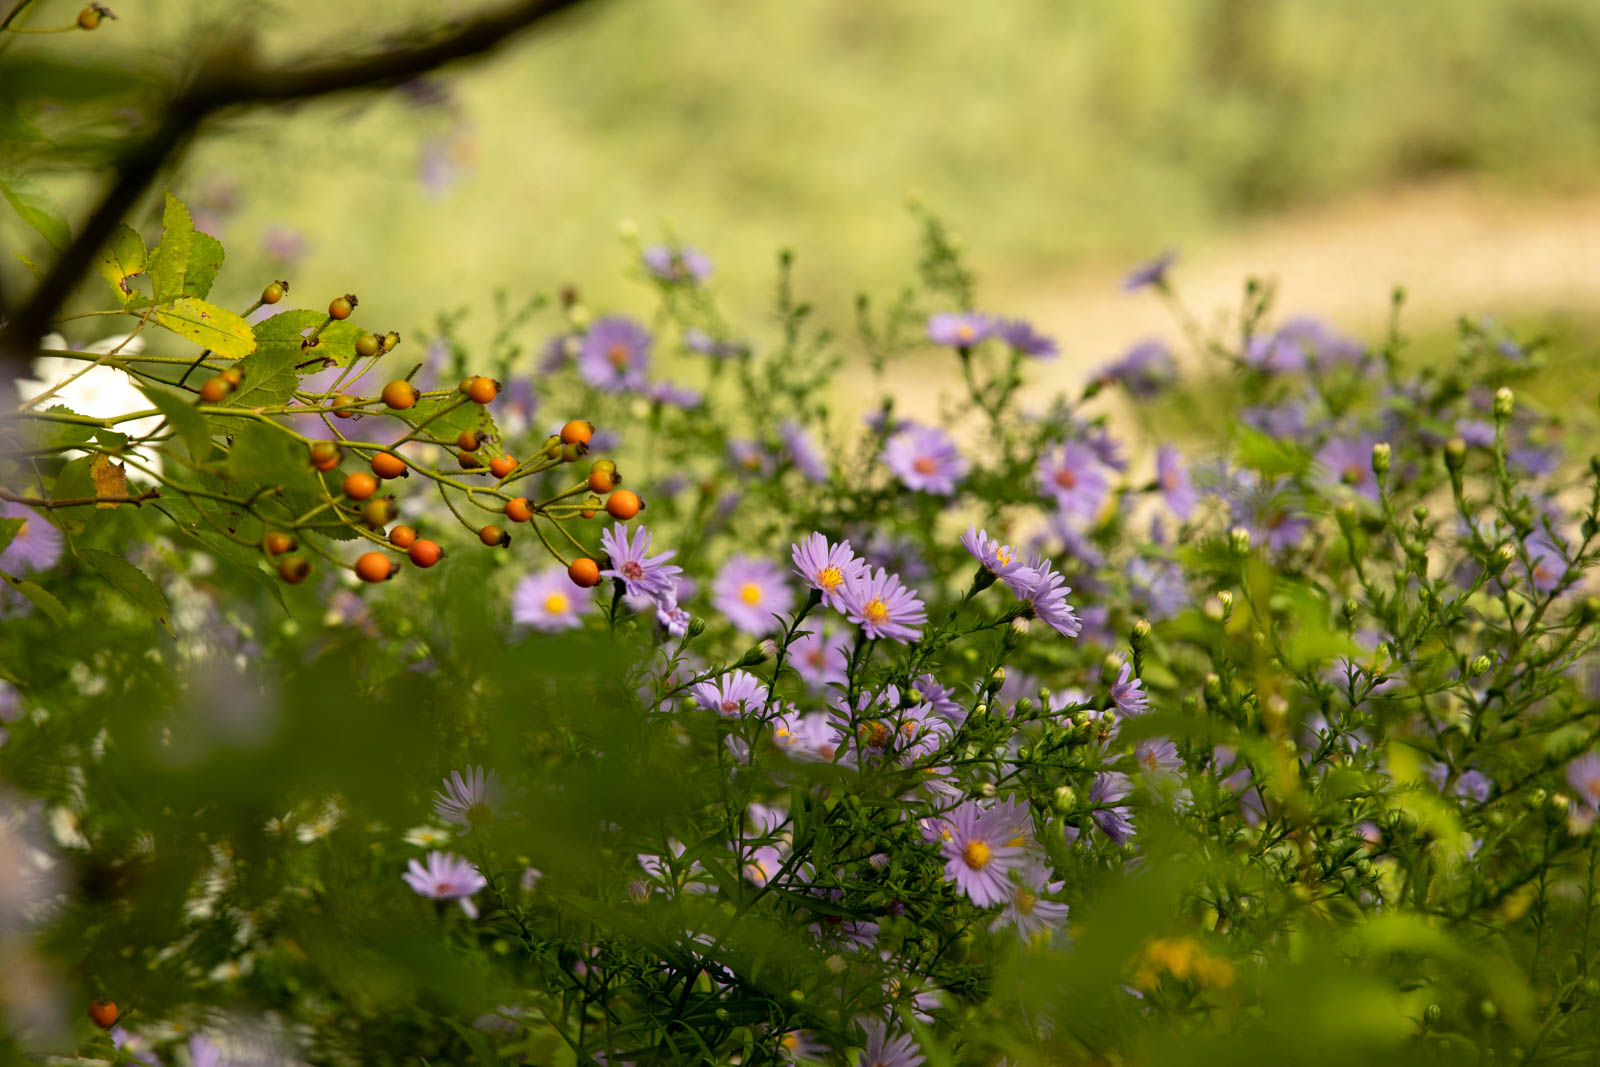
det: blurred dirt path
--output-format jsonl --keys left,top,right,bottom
{"left": 887, "top": 178, "right": 1600, "bottom": 418}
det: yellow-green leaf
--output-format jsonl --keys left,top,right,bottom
{"left": 93, "top": 223, "right": 147, "bottom": 304}
{"left": 0, "top": 168, "right": 69, "bottom": 249}
{"left": 153, "top": 297, "right": 256, "bottom": 359}
{"left": 147, "top": 192, "right": 193, "bottom": 303}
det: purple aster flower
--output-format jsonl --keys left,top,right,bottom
{"left": 1525, "top": 533, "right": 1568, "bottom": 594}
{"left": 260, "top": 224, "right": 307, "bottom": 265}
{"left": 624, "top": 573, "right": 696, "bottom": 616}
{"left": 1566, "top": 753, "right": 1600, "bottom": 811}
{"left": 642, "top": 244, "right": 713, "bottom": 285}
{"left": 1455, "top": 418, "right": 1495, "bottom": 448}
{"left": 599, "top": 523, "right": 682, "bottom": 605}
{"left": 684, "top": 328, "right": 749, "bottom": 359}
{"left": 433, "top": 766, "right": 505, "bottom": 830}
{"left": 926, "top": 311, "right": 994, "bottom": 348}
{"left": 780, "top": 419, "right": 828, "bottom": 482}
{"left": 728, "top": 438, "right": 777, "bottom": 477}
{"left": 861, "top": 530, "right": 928, "bottom": 581}
{"left": 690, "top": 669, "right": 769, "bottom": 717}
{"left": 109, "top": 1027, "right": 161, "bottom": 1067}
{"left": 996, "top": 318, "right": 1059, "bottom": 360}
{"left": 914, "top": 673, "right": 966, "bottom": 723}
{"left": 0, "top": 503, "right": 63, "bottom": 574}
{"left": 656, "top": 601, "right": 692, "bottom": 638}
{"left": 511, "top": 567, "right": 592, "bottom": 631}
{"left": 1156, "top": 444, "right": 1198, "bottom": 520}
{"left": 1315, "top": 433, "right": 1381, "bottom": 502}
{"left": 961, "top": 526, "right": 1039, "bottom": 596}
{"left": 788, "top": 629, "right": 850, "bottom": 692}
{"left": 1128, "top": 557, "right": 1187, "bottom": 622}
{"left": 645, "top": 380, "right": 702, "bottom": 409}
{"left": 939, "top": 798, "right": 1030, "bottom": 906}
{"left": 403, "top": 851, "right": 487, "bottom": 917}
{"left": 1018, "top": 558, "right": 1082, "bottom": 637}
{"left": 1136, "top": 737, "right": 1182, "bottom": 779}
{"left": 713, "top": 554, "right": 794, "bottom": 635}
{"left": 1230, "top": 477, "right": 1310, "bottom": 553}
{"left": 538, "top": 332, "right": 573, "bottom": 373}
{"left": 856, "top": 1019, "right": 923, "bottom": 1067}
{"left": 1036, "top": 442, "right": 1108, "bottom": 520}
{"left": 1427, "top": 762, "right": 1492, "bottom": 804}
{"left": 883, "top": 426, "right": 968, "bottom": 495}
{"left": 1510, "top": 444, "right": 1559, "bottom": 478}
{"left": 1108, "top": 661, "right": 1149, "bottom": 716}
{"left": 577, "top": 316, "right": 652, "bottom": 392}
{"left": 1122, "top": 249, "right": 1177, "bottom": 291}
{"left": 791, "top": 533, "right": 866, "bottom": 610}
{"left": 839, "top": 567, "right": 926, "bottom": 643}
{"left": 780, "top": 1030, "right": 827, "bottom": 1062}
{"left": 1099, "top": 338, "right": 1177, "bottom": 397}
{"left": 989, "top": 862, "right": 1070, "bottom": 940}
{"left": 1087, "top": 772, "right": 1136, "bottom": 844}
{"left": 1083, "top": 424, "right": 1128, "bottom": 472}
{"left": 773, "top": 709, "right": 836, "bottom": 761}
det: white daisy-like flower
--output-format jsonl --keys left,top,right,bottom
{"left": 18, "top": 333, "right": 166, "bottom": 475}
{"left": 403, "top": 825, "right": 454, "bottom": 848}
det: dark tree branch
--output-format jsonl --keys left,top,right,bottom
{"left": 0, "top": 0, "right": 594, "bottom": 388}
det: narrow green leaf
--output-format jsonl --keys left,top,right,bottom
{"left": 138, "top": 384, "right": 212, "bottom": 463}
{"left": 183, "top": 230, "right": 224, "bottom": 299}
{"left": 0, "top": 168, "right": 69, "bottom": 249}
{"left": 153, "top": 297, "right": 256, "bottom": 359}
{"left": 0, "top": 518, "right": 22, "bottom": 556}
{"left": 78, "top": 547, "right": 172, "bottom": 634}
{"left": 14, "top": 252, "right": 44, "bottom": 281}
{"left": 1, "top": 571, "right": 68, "bottom": 625}
{"left": 93, "top": 223, "right": 148, "bottom": 304}
{"left": 147, "top": 192, "right": 193, "bottom": 302}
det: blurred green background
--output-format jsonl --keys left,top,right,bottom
{"left": 12, "top": 0, "right": 1600, "bottom": 373}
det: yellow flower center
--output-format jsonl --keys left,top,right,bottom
{"left": 913, "top": 457, "right": 938, "bottom": 475}
{"left": 1013, "top": 888, "right": 1037, "bottom": 914}
{"left": 544, "top": 592, "right": 570, "bottom": 614}
{"left": 740, "top": 582, "right": 763, "bottom": 605}
{"left": 956, "top": 324, "right": 974, "bottom": 341}
{"left": 816, "top": 565, "right": 844, "bottom": 591}
{"left": 1054, "top": 468, "right": 1077, "bottom": 489}
{"left": 465, "top": 802, "right": 492, "bottom": 824}
{"left": 963, "top": 841, "right": 992, "bottom": 869}
{"left": 863, "top": 598, "right": 890, "bottom": 625}
{"left": 859, "top": 722, "right": 890, "bottom": 748}
{"left": 607, "top": 343, "right": 630, "bottom": 367}
{"left": 15, "top": 519, "right": 27, "bottom": 537}
{"left": 781, "top": 1034, "right": 797, "bottom": 1051}
{"left": 1587, "top": 780, "right": 1600, "bottom": 800}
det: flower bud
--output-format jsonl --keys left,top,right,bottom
{"left": 1010, "top": 616, "right": 1031, "bottom": 637}
{"left": 1526, "top": 788, "right": 1548, "bottom": 811}
{"left": 1371, "top": 441, "right": 1391, "bottom": 477}
{"left": 688, "top": 617, "right": 707, "bottom": 638}
{"left": 825, "top": 954, "right": 846, "bottom": 974}
{"left": 1423, "top": 1004, "right": 1442, "bottom": 1026}
{"left": 1014, "top": 697, "right": 1034, "bottom": 716}
{"left": 1342, "top": 598, "right": 1359, "bottom": 624}
{"left": 1016, "top": 746, "right": 1031, "bottom": 761}
{"left": 1491, "top": 542, "right": 1517, "bottom": 573}
{"left": 738, "top": 644, "right": 771, "bottom": 667}
{"left": 1053, "top": 785, "right": 1077, "bottom": 813}
{"left": 1412, "top": 504, "right": 1428, "bottom": 524}
{"left": 979, "top": 781, "right": 997, "bottom": 798}
{"left": 1203, "top": 673, "right": 1224, "bottom": 704}
{"left": 987, "top": 667, "right": 1006, "bottom": 693}
{"left": 1130, "top": 618, "right": 1152, "bottom": 651}
{"left": 1493, "top": 386, "right": 1514, "bottom": 421}
{"left": 1228, "top": 525, "right": 1251, "bottom": 555}
{"left": 1444, "top": 435, "right": 1467, "bottom": 472}
{"left": 1468, "top": 654, "right": 1492, "bottom": 677}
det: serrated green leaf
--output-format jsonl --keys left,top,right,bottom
{"left": 138, "top": 384, "right": 212, "bottom": 463}
{"left": 77, "top": 547, "right": 172, "bottom": 634}
{"left": 153, "top": 297, "right": 255, "bottom": 358}
{"left": 208, "top": 310, "right": 361, "bottom": 433}
{"left": 0, "top": 570, "right": 67, "bottom": 625}
{"left": 17, "top": 405, "right": 96, "bottom": 451}
{"left": 52, "top": 454, "right": 100, "bottom": 509}
{"left": 224, "top": 424, "right": 322, "bottom": 493}
{"left": 183, "top": 230, "right": 224, "bottom": 299}
{"left": 147, "top": 192, "right": 193, "bottom": 302}
{"left": 0, "top": 518, "right": 22, "bottom": 556}
{"left": 0, "top": 168, "right": 69, "bottom": 249}
{"left": 398, "top": 394, "right": 505, "bottom": 459}
{"left": 93, "top": 223, "right": 147, "bottom": 305}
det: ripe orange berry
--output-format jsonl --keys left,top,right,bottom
{"left": 331, "top": 393, "right": 357, "bottom": 419}
{"left": 329, "top": 294, "right": 356, "bottom": 320}
{"left": 467, "top": 377, "right": 498, "bottom": 405}
{"left": 605, "top": 489, "right": 642, "bottom": 520}
{"left": 342, "top": 472, "right": 378, "bottom": 500}
{"left": 355, "top": 551, "right": 396, "bottom": 583}
{"left": 381, "top": 380, "right": 418, "bottom": 410}
{"left": 220, "top": 367, "right": 244, "bottom": 388}
{"left": 580, "top": 508, "right": 597, "bottom": 519}
{"left": 568, "top": 557, "right": 601, "bottom": 587}
{"left": 458, "top": 451, "right": 483, "bottom": 470}
{"left": 457, "top": 429, "right": 483, "bottom": 452}
{"left": 277, "top": 556, "right": 312, "bottom": 584}
{"left": 504, "top": 497, "right": 533, "bottom": 523}
{"left": 588, "top": 463, "right": 618, "bottom": 494}
{"left": 262, "top": 531, "right": 296, "bottom": 556}
{"left": 199, "top": 376, "right": 229, "bottom": 404}
{"left": 262, "top": 281, "right": 286, "bottom": 305}
{"left": 370, "top": 451, "right": 407, "bottom": 479}
{"left": 77, "top": 7, "right": 104, "bottom": 31}
{"left": 354, "top": 333, "right": 380, "bottom": 358}
{"left": 479, "top": 525, "right": 509, "bottom": 547}
{"left": 408, "top": 539, "right": 442, "bottom": 568}
{"left": 310, "top": 441, "right": 342, "bottom": 471}
{"left": 389, "top": 525, "right": 418, "bottom": 549}
{"left": 489, "top": 455, "right": 517, "bottom": 478}
{"left": 88, "top": 999, "right": 118, "bottom": 1029}
{"left": 560, "top": 419, "right": 594, "bottom": 446}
